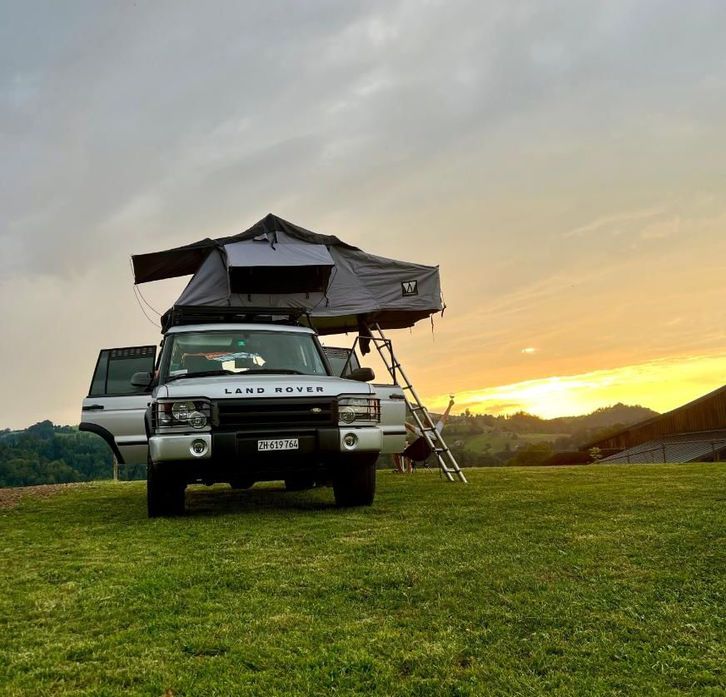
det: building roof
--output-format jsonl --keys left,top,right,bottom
{"left": 586, "top": 384, "right": 726, "bottom": 452}
{"left": 599, "top": 429, "right": 726, "bottom": 464}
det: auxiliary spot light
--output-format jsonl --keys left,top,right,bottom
{"left": 190, "top": 439, "right": 208, "bottom": 457}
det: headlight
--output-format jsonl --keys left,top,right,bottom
{"left": 188, "top": 411, "right": 208, "bottom": 429}
{"left": 154, "top": 399, "right": 212, "bottom": 432}
{"left": 171, "top": 401, "right": 195, "bottom": 421}
{"left": 336, "top": 397, "right": 380, "bottom": 425}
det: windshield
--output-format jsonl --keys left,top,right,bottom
{"left": 160, "top": 329, "right": 328, "bottom": 381}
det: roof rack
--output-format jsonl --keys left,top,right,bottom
{"left": 161, "top": 305, "right": 307, "bottom": 331}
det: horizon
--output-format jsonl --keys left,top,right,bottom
{"left": 0, "top": 399, "right": 661, "bottom": 433}
{"left": 2, "top": 2, "right": 726, "bottom": 429}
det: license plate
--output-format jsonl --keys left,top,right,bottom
{"left": 257, "top": 438, "right": 299, "bottom": 452}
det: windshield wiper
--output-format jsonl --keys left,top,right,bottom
{"left": 165, "top": 369, "right": 236, "bottom": 383}
{"left": 240, "top": 368, "right": 304, "bottom": 375}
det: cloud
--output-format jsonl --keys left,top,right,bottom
{"left": 4, "top": 0, "right": 725, "bottom": 279}
{"left": 562, "top": 206, "right": 667, "bottom": 239}
{"left": 2, "top": 0, "right": 726, "bottom": 427}
{"left": 640, "top": 216, "right": 681, "bottom": 240}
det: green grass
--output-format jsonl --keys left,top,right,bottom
{"left": 1, "top": 465, "right": 724, "bottom": 696}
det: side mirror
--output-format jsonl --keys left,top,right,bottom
{"left": 130, "top": 371, "right": 153, "bottom": 388}
{"left": 347, "top": 367, "right": 375, "bottom": 382}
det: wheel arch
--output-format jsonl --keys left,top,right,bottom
{"left": 79, "top": 421, "right": 125, "bottom": 464}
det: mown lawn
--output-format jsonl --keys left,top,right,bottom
{"left": 0, "top": 465, "right": 724, "bottom": 696}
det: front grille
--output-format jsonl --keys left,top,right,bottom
{"left": 214, "top": 398, "right": 335, "bottom": 430}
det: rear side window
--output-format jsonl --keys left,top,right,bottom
{"left": 89, "top": 346, "right": 157, "bottom": 396}
{"left": 324, "top": 347, "right": 361, "bottom": 377}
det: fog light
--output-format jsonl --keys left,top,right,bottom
{"left": 343, "top": 433, "right": 358, "bottom": 450}
{"left": 190, "top": 439, "right": 208, "bottom": 457}
{"left": 189, "top": 411, "right": 207, "bottom": 429}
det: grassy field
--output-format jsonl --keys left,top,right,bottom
{"left": 1, "top": 465, "right": 724, "bottom": 696}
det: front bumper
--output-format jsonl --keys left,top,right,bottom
{"left": 149, "top": 433, "right": 213, "bottom": 462}
{"left": 148, "top": 427, "right": 382, "bottom": 464}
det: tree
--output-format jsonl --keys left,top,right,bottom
{"left": 588, "top": 447, "right": 603, "bottom": 463}
{"left": 505, "top": 443, "right": 554, "bottom": 467}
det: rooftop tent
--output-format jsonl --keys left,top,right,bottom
{"left": 131, "top": 214, "right": 444, "bottom": 335}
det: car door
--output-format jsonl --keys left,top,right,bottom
{"left": 372, "top": 384, "right": 407, "bottom": 454}
{"left": 80, "top": 345, "right": 157, "bottom": 465}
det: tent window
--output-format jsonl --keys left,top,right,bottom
{"left": 228, "top": 265, "right": 331, "bottom": 294}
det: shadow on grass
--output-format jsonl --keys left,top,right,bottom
{"left": 184, "top": 484, "right": 338, "bottom": 517}
{"left": 31, "top": 482, "right": 339, "bottom": 528}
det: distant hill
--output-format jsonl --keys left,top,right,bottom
{"left": 547, "top": 403, "right": 658, "bottom": 432}
{"left": 1, "top": 404, "right": 659, "bottom": 486}
{"left": 439, "top": 403, "right": 659, "bottom": 467}
{"left": 442, "top": 402, "right": 658, "bottom": 436}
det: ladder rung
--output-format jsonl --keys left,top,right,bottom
{"left": 371, "top": 321, "right": 465, "bottom": 484}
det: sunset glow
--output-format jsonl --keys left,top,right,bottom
{"left": 426, "top": 353, "right": 726, "bottom": 419}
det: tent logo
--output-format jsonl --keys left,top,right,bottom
{"left": 401, "top": 280, "right": 418, "bottom": 297}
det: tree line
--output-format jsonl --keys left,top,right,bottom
{"left": 415, "top": 403, "right": 658, "bottom": 468}
{"left": 2, "top": 403, "right": 658, "bottom": 487}
{"left": 0, "top": 420, "right": 121, "bottom": 488}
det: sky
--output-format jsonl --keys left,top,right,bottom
{"left": 2, "top": 0, "right": 726, "bottom": 428}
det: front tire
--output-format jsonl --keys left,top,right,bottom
{"left": 333, "top": 455, "right": 377, "bottom": 507}
{"left": 147, "top": 461, "right": 186, "bottom": 517}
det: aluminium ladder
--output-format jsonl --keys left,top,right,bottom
{"left": 371, "top": 324, "right": 467, "bottom": 483}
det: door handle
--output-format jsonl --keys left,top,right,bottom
{"left": 83, "top": 404, "right": 105, "bottom": 411}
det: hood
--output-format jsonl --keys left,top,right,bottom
{"left": 157, "top": 373, "right": 373, "bottom": 400}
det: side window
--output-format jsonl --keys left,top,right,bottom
{"left": 324, "top": 347, "right": 361, "bottom": 377}
{"left": 89, "top": 346, "right": 157, "bottom": 396}
{"left": 89, "top": 351, "right": 110, "bottom": 396}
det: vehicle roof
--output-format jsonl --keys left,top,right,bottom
{"left": 164, "top": 323, "right": 316, "bottom": 335}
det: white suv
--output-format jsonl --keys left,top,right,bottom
{"left": 80, "top": 320, "right": 405, "bottom": 516}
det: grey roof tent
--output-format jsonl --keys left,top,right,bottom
{"left": 132, "top": 214, "right": 444, "bottom": 335}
